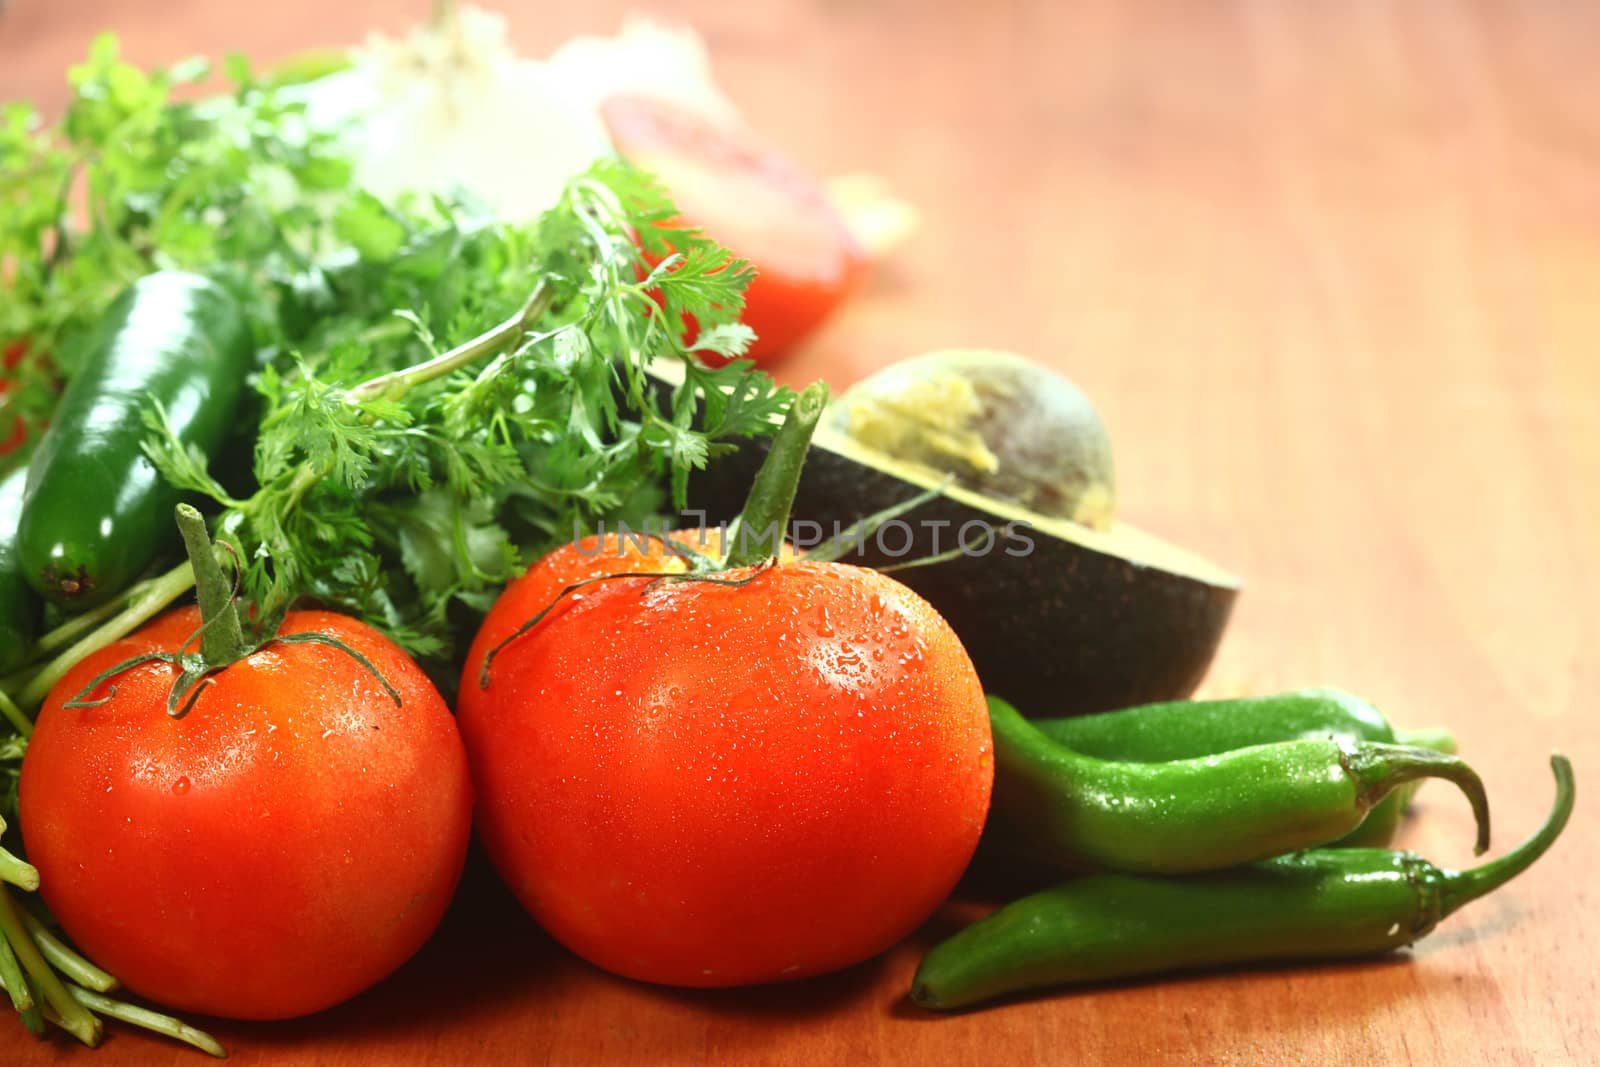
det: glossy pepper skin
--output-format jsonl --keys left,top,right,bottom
{"left": 17, "top": 271, "right": 252, "bottom": 607}
{"left": 985, "top": 697, "right": 1489, "bottom": 874}
{"left": 913, "top": 756, "right": 1574, "bottom": 1010}
{"left": 0, "top": 465, "right": 40, "bottom": 672}
{"left": 1033, "top": 688, "right": 1458, "bottom": 848}
{"left": 1034, "top": 688, "right": 1396, "bottom": 756}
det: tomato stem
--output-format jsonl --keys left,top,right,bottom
{"left": 18, "top": 560, "right": 195, "bottom": 710}
{"left": 38, "top": 511, "right": 404, "bottom": 720}
{"left": 722, "top": 381, "right": 830, "bottom": 569}
{"left": 174, "top": 504, "right": 246, "bottom": 665}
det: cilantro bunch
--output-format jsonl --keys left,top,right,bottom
{"left": 2, "top": 35, "right": 789, "bottom": 675}
{"left": 3, "top": 39, "right": 347, "bottom": 429}
{"left": 0, "top": 32, "right": 792, "bottom": 1056}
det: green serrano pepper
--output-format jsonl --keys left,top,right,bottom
{"left": 913, "top": 755, "right": 1574, "bottom": 1010}
{"left": 1035, "top": 688, "right": 1396, "bottom": 757}
{"left": 1033, "top": 688, "right": 1458, "bottom": 848}
{"left": 17, "top": 272, "right": 252, "bottom": 608}
{"left": 0, "top": 466, "right": 40, "bottom": 672}
{"left": 986, "top": 696, "right": 1489, "bottom": 874}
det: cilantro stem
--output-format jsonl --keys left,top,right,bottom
{"left": 357, "top": 317, "right": 415, "bottom": 347}
{"left": 19, "top": 560, "right": 195, "bottom": 711}
{"left": 16, "top": 974, "right": 45, "bottom": 1036}
{"left": 722, "top": 382, "right": 830, "bottom": 569}
{"left": 175, "top": 504, "right": 246, "bottom": 664}
{"left": 15, "top": 909, "right": 117, "bottom": 993}
{"left": 0, "top": 931, "right": 32, "bottom": 1015}
{"left": 0, "top": 688, "right": 29, "bottom": 739}
{"left": 1, "top": 563, "right": 195, "bottom": 701}
{"left": 269, "top": 281, "right": 556, "bottom": 514}
{"left": 30, "top": 590, "right": 131, "bottom": 658}
{"left": 353, "top": 281, "right": 551, "bottom": 404}
{"left": 0, "top": 886, "right": 102, "bottom": 1047}
{"left": 0, "top": 844, "right": 39, "bottom": 892}
{"left": 64, "top": 985, "right": 226, "bottom": 1059}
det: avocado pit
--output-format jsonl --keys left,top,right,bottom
{"left": 828, "top": 349, "right": 1116, "bottom": 530}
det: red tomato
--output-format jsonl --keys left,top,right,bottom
{"left": 602, "top": 95, "right": 868, "bottom": 366}
{"left": 20, "top": 607, "right": 474, "bottom": 1020}
{"left": 458, "top": 533, "right": 992, "bottom": 988}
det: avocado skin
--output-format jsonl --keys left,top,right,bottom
{"left": 687, "top": 434, "right": 1237, "bottom": 717}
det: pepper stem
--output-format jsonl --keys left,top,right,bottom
{"left": 721, "top": 381, "right": 830, "bottom": 569}
{"left": 174, "top": 504, "right": 245, "bottom": 665}
{"left": 1343, "top": 742, "right": 1491, "bottom": 855}
{"left": 1441, "top": 754, "right": 1575, "bottom": 918}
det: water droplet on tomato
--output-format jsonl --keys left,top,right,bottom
{"left": 172, "top": 777, "right": 190, "bottom": 795}
{"left": 816, "top": 604, "right": 835, "bottom": 637}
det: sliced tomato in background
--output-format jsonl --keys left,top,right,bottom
{"left": 601, "top": 95, "right": 868, "bottom": 367}
{"left": 1, "top": 340, "right": 29, "bottom": 455}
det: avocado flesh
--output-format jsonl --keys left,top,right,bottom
{"left": 816, "top": 426, "right": 1238, "bottom": 590}
{"left": 830, "top": 350, "right": 1118, "bottom": 530}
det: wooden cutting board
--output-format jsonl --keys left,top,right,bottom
{"left": 2, "top": 0, "right": 1595, "bottom": 1062}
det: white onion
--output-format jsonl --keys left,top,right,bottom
{"left": 292, "top": 8, "right": 728, "bottom": 221}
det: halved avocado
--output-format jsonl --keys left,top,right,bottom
{"left": 829, "top": 350, "right": 1117, "bottom": 530}
{"left": 661, "top": 358, "right": 1240, "bottom": 717}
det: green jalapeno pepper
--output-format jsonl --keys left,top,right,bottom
{"left": 16, "top": 271, "right": 252, "bottom": 608}
{"left": 986, "top": 696, "right": 1489, "bottom": 874}
{"left": 0, "top": 466, "right": 39, "bottom": 673}
{"left": 913, "top": 755, "right": 1573, "bottom": 1010}
{"left": 1032, "top": 688, "right": 1457, "bottom": 848}
{"left": 1035, "top": 687, "right": 1413, "bottom": 757}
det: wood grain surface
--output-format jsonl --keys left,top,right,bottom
{"left": 3, "top": 1, "right": 1596, "bottom": 1063}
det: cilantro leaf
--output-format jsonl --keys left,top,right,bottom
{"left": 7, "top": 39, "right": 792, "bottom": 669}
